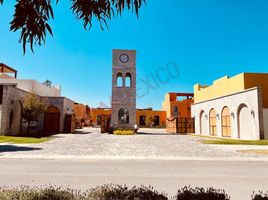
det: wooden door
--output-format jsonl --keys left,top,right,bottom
{"left": 222, "top": 107, "right": 231, "bottom": 137}
{"left": 44, "top": 106, "right": 60, "bottom": 133}
{"left": 209, "top": 109, "right": 217, "bottom": 136}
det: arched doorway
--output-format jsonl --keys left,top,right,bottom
{"left": 118, "top": 107, "right": 129, "bottom": 124}
{"left": 44, "top": 106, "right": 60, "bottom": 133}
{"left": 12, "top": 101, "right": 23, "bottom": 135}
{"left": 200, "top": 110, "right": 206, "bottom": 134}
{"left": 222, "top": 106, "right": 231, "bottom": 137}
{"left": 209, "top": 109, "right": 217, "bottom": 136}
{"left": 238, "top": 104, "right": 251, "bottom": 139}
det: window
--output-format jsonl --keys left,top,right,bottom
{"left": 118, "top": 107, "right": 129, "bottom": 124}
{"left": 125, "top": 73, "right": 132, "bottom": 87}
{"left": 176, "top": 96, "right": 188, "bottom": 101}
{"left": 116, "top": 72, "right": 123, "bottom": 87}
{"left": 154, "top": 116, "right": 160, "bottom": 126}
{"left": 209, "top": 109, "right": 217, "bottom": 136}
{"left": 97, "top": 115, "right": 101, "bottom": 126}
{"left": 172, "top": 106, "right": 179, "bottom": 117}
{"left": 139, "top": 115, "right": 146, "bottom": 126}
{"left": 222, "top": 106, "right": 231, "bottom": 137}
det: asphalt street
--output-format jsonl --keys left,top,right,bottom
{"left": 0, "top": 158, "right": 267, "bottom": 200}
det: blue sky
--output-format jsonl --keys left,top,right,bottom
{"left": 1, "top": 0, "right": 268, "bottom": 110}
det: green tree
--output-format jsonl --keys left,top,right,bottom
{"left": 0, "top": 0, "right": 146, "bottom": 54}
{"left": 22, "top": 93, "right": 47, "bottom": 134}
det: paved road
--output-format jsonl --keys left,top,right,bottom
{"left": 0, "top": 158, "right": 267, "bottom": 200}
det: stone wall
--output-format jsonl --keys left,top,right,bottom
{"left": 0, "top": 85, "right": 74, "bottom": 135}
{"left": 111, "top": 50, "right": 136, "bottom": 128}
{"left": 0, "top": 85, "right": 40, "bottom": 135}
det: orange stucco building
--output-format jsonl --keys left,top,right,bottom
{"left": 73, "top": 103, "right": 91, "bottom": 125}
{"left": 90, "top": 108, "right": 112, "bottom": 126}
{"left": 89, "top": 107, "right": 166, "bottom": 127}
{"left": 136, "top": 109, "right": 166, "bottom": 127}
{"left": 75, "top": 93, "right": 193, "bottom": 128}
{"left": 162, "top": 93, "right": 194, "bottom": 119}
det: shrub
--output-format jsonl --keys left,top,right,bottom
{"left": 0, "top": 185, "right": 168, "bottom": 200}
{"left": 87, "top": 184, "right": 168, "bottom": 200}
{"left": 252, "top": 191, "right": 268, "bottom": 200}
{"left": 175, "top": 186, "right": 230, "bottom": 200}
{"left": 0, "top": 186, "right": 85, "bottom": 200}
{"left": 113, "top": 129, "right": 135, "bottom": 135}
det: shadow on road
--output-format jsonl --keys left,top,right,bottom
{"left": 137, "top": 132, "right": 183, "bottom": 136}
{"left": 74, "top": 130, "right": 93, "bottom": 135}
{"left": 0, "top": 145, "right": 42, "bottom": 153}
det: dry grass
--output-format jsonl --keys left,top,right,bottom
{"left": 238, "top": 149, "right": 268, "bottom": 155}
{"left": 192, "top": 134, "right": 268, "bottom": 145}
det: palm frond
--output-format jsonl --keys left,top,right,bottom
{"left": 8, "top": 0, "right": 145, "bottom": 54}
{"left": 71, "top": 0, "right": 146, "bottom": 30}
{"left": 10, "top": 0, "right": 57, "bottom": 54}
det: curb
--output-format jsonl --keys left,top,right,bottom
{"left": 1, "top": 154, "right": 268, "bottom": 161}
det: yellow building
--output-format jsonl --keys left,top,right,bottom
{"left": 192, "top": 73, "right": 268, "bottom": 140}
{"left": 194, "top": 73, "right": 268, "bottom": 107}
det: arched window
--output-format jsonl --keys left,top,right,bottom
{"left": 125, "top": 73, "right": 132, "bottom": 87}
{"left": 222, "top": 106, "right": 231, "bottom": 137}
{"left": 209, "top": 109, "right": 217, "bottom": 136}
{"left": 118, "top": 107, "right": 129, "bottom": 124}
{"left": 116, "top": 72, "right": 123, "bottom": 87}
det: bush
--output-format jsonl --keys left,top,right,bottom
{"left": 0, "top": 185, "right": 168, "bottom": 200}
{"left": 0, "top": 186, "right": 84, "bottom": 200}
{"left": 113, "top": 129, "right": 135, "bottom": 135}
{"left": 252, "top": 191, "right": 268, "bottom": 200}
{"left": 87, "top": 184, "right": 168, "bottom": 200}
{"left": 7, "top": 185, "right": 268, "bottom": 200}
{"left": 175, "top": 186, "right": 230, "bottom": 200}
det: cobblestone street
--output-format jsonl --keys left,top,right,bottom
{"left": 1, "top": 128, "right": 268, "bottom": 159}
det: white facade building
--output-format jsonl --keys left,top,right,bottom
{"left": 192, "top": 87, "right": 267, "bottom": 140}
{"left": 192, "top": 73, "right": 268, "bottom": 140}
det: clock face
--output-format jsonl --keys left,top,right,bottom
{"left": 119, "top": 54, "right": 129, "bottom": 63}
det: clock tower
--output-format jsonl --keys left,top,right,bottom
{"left": 111, "top": 49, "right": 136, "bottom": 129}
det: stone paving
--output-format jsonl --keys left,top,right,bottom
{"left": 0, "top": 127, "right": 267, "bottom": 159}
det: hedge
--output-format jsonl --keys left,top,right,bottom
{"left": 175, "top": 186, "right": 230, "bottom": 200}
{"left": 0, "top": 185, "right": 266, "bottom": 200}
{"left": 252, "top": 191, "right": 268, "bottom": 200}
